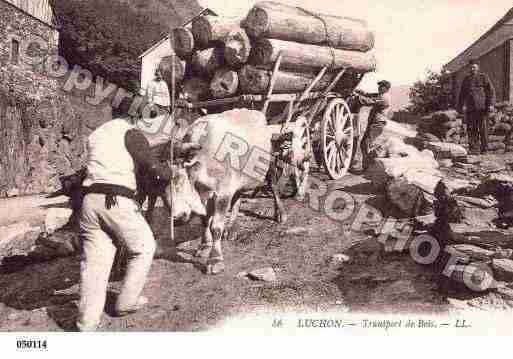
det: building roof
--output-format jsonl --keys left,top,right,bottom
{"left": 446, "top": 7, "right": 513, "bottom": 72}
{"left": 1, "top": 0, "right": 58, "bottom": 28}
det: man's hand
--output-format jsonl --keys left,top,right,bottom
{"left": 488, "top": 105, "right": 495, "bottom": 114}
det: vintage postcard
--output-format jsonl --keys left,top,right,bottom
{"left": 1, "top": 0, "right": 513, "bottom": 354}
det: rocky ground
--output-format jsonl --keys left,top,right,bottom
{"left": 2, "top": 154, "right": 513, "bottom": 331}
{"left": 4, "top": 113, "right": 513, "bottom": 331}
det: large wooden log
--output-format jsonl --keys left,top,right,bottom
{"left": 224, "top": 30, "right": 252, "bottom": 67}
{"left": 158, "top": 55, "right": 186, "bottom": 88}
{"left": 192, "top": 15, "right": 242, "bottom": 48}
{"left": 191, "top": 47, "right": 224, "bottom": 76}
{"left": 243, "top": 1, "right": 374, "bottom": 52}
{"left": 210, "top": 69, "right": 239, "bottom": 98}
{"left": 238, "top": 65, "right": 337, "bottom": 94}
{"left": 252, "top": 38, "right": 376, "bottom": 72}
{"left": 171, "top": 27, "right": 195, "bottom": 59}
{"left": 181, "top": 77, "right": 210, "bottom": 101}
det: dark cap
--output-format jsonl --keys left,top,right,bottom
{"left": 377, "top": 80, "right": 391, "bottom": 89}
{"left": 469, "top": 58, "right": 479, "bottom": 65}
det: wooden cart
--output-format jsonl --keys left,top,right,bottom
{"left": 174, "top": 55, "right": 367, "bottom": 195}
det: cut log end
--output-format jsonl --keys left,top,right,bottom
{"left": 181, "top": 77, "right": 210, "bottom": 101}
{"left": 172, "top": 27, "right": 195, "bottom": 59}
{"left": 243, "top": 6, "right": 269, "bottom": 37}
{"left": 224, "top": 31, "right": 251, "bottom": 67}
{"left": 191, "top": 47, "right": 224, "bottom": 76}
{"left": 210, "top": 69, "right": 239, "bottom": 98}
{"left": 191, "top": 16, "right": 212, "bottom": 48}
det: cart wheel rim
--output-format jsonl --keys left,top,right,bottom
{"left": 321, "top": 98, "right": 354, "bottom": 180}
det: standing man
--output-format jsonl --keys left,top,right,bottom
{"left": 351, "top": 80, "right": 392, "bottom": 171}
{"left": 77, "top": 99, "right": 172, "bottom": 331}
{"left": 146, "top": 67, "right": 171, "bottom": 115}
{"left": 457, "top": 59, "right": 496, "bottom": 154}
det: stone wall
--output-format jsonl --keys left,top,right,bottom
{"left": 0, "top": 2, "right": 114, "bottom": 197}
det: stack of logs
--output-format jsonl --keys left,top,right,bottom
{"left": 159, "top": 1, "right": 376, "bottom": 101}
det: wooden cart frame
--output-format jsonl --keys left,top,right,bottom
{"left": 175, "top": 54, "right": 365, "bottom": 188}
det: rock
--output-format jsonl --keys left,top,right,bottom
{"left": 248, "top": 267, "right": 277, "bottom": 282}
{"left": 44, "top": 208, "right": 73, "bottom": 235}
{"left": 285, "top": 227, "right": 308, "bottom": 235}
{"left": 236, "top": 271, "right": 250, "bottom": 280}
{"left": 386, "top": 178, "right": 432, "bottom": 217}
{"left": 366, "top": 157, "right": 440, "bottom": 188}
{"left": 454, "top": 155, "right": 480, "bottom": 164}
{"left": 426, "top": 142, "right": 467, "bottom": 159}
{"left": 444, "top": 263, "right": 495, "bottom": 291}
{"left": 417, "top": 132, "right": 441, "bottom": 142}
{"left": 329, "top": 253, "right": 350, "bottom": 266}
{"left": 6, "top": 188, "right": 20, "bottom": 197}
{"left": 0, "top": 222, "right": 41, "bottom": 259}
{"left": 446, "top": 244, "right": 495, "bottom": 261}
{"left": 455, "top": 196, "right": 497, "bottom": 209}
{"left": 494, "top": 248, "right": 513, "bottom": 259}
{"left": 497, "top": 285, "right": 513, "bottom": 299}
{"left": 492, "top": 259, "right": 513, "bottom": 281}
{"left": 488, "top": 142, "right": 506, "bottom": 152}
{"left": 439, "top": 159, "right": 453, "bottom": 168}
{"left": 36, "top": 231, "right": 80, "bottom": 257}
{"left": 480, "top": 160, "right": 506, "bottom": 174}
{"left": 453, "top": 162, "right": 475, "bottom": 170}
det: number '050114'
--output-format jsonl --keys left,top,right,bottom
{"left": 17, "top": 340, "right": 47, "bottom": 349}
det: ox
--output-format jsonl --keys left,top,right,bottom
{"left": 168, "top": 109, "right": 288, "bottom": 274}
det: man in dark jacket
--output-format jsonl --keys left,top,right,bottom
{"left": 457, "top": 59, "right": 496, "bottom": 154}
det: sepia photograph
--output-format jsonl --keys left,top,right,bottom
{"left": 2, "top": 0, "right": 513, "bottom": 346}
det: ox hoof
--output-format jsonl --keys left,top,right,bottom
{"left": 206, "top": 261, "right": 225, "bottom": 275}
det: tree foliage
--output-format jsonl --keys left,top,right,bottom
{"left": 408, "top": 69, "right": 451, "bottom": 115}
{"left": 51, "top": 0, "right": 201, "bottom": 92}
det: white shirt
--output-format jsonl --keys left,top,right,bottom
{"left": 146, "top": 79, "right": 170, "bottom": 107}
{"left": 83, "top": 119, "right": 137, "bottom": 191}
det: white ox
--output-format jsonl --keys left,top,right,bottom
{"left": 168, "top": 109, "right": 289, "bottom": 274}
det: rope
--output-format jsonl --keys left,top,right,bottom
{"left": 295, "top": 6, "right": 337, "bottom": 70}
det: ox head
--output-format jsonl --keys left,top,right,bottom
{"left": 166, "top": 142, "right": 206, "bottom": 223}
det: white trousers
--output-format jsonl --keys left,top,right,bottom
{"left": 77, "top": 194, "right": 156, "bottom": 331}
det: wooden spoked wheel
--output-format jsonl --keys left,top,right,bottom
{"left": 321, "top": 98, "right": 354, "bottom": 180}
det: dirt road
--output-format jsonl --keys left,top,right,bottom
{"left": 0, "top": 164, "right": 463, "bottom": 332}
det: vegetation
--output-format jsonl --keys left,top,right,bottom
{"left": 51, "top": 0, "right": 201, "bottom": 92}
{"left": 408, "top": 69, "right": 452, "bottom": 115}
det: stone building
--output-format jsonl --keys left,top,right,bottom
{"left": 445, "top": 8, "right": 513, "bottom": 105}
{"left": 0, "top": 0, "right": 60, "bottom": 98}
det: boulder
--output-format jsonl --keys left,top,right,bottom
{"left": 492, "top": 259, "right": 513, "bottom": 282}
{"left": 386, "top": 177, "right": 432, "bottom": 217}
{"left": 248, "top": 267, "right": 277, "bottom": 282}
{"left": 44, "top": 208, "right": 73, "bottom": 235}
{"left": 426, "top": 142, "right": 467, "bottom": 159}
{"left": 0, "top": 222, "right": 41, "bottom": 259}
{"left": 439, "top": 159, "right": 453, "bottom": 168}
{"left": 6, "top": 188, "right": 20, "bottom": 198}
{"left": 446, "top": 244, "right": 495, "bottom": 261}
{"left": 455, "top": 196, "right": 497, "bottom": 209}
{"left": 444, "top": 263, "right": 495, "bottom": 291}
{"left": 480, "top": 161, "right": 506, "bottom": 174}
{"left": 365, "top": 156, "right": 440, "bottom": 187}
{"left": 417, "top": 132, "right": 441, "bottom": 142}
